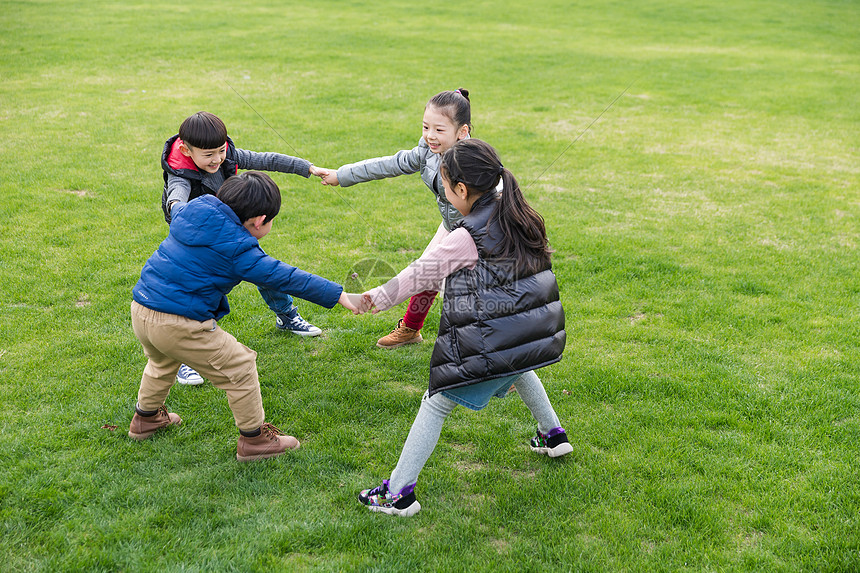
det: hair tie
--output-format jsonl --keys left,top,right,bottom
{"left": 454, "top": 89, "right": 462, "bottom": 96}
{"left": 498, "top": 164, "right": 505, "bottom": 176}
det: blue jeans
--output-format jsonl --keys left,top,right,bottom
{"left": 257, "top": 286, "right": 296, "bottom": 316}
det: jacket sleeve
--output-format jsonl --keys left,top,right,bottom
{"left": 233, "top": 244, "right": 343, "bottom": 308}
{"left": 335, "top": 141, "right": 425, "bottom": 187}
{"left": 164, "top": 174, "right": 192, "bottom": 206}
{"left": 234, "top": 148, "right": 312, "bottom": 177}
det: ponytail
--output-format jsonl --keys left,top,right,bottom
{"left": 441, "top": 139, "right": 552, "bottom": 276}
{"left": 493, "top": 168, "right": 552, "bottom": 276}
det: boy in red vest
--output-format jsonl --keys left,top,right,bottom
{"left": 160, "top": 111, "right": 325, "bottom": 385}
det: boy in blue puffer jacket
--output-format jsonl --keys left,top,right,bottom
{"left": 130, "top": 171, "right": 362, "bottom": 461}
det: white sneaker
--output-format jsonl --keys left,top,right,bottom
{"left": 176, "top": 364, "right": 204, "bottom": 386}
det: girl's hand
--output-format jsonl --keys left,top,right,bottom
{"left": 361, "top": 292, "right": 380, "bottom": 314}
{"left": 318, "top": 169, "right": 340, "bottom": 186}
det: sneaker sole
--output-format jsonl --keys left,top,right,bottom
{"left": 176, "top": 378, "right": 205, "bottom": 386}
{"left": 286, "top": 329, "right": 322, "bottom": 337}
{"left": 277, "top": 325, "right": 323, "bottom": 337}
{"left": 368, "top": 501, "right": 421, "bottom": 517}
{"left": 531, "top": 442, "right": 574, "bottom": 458}
{"left": 376, "top": 335, "right": 424, "bottom": 349}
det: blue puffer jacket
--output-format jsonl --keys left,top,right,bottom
{"left": 133, "top": 195, "right": 343, "bottom": 322}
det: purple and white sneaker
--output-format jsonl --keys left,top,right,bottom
{"left": 358, "top": 480, "right": 421, "bottom": 517}
{"left": 530, "top": 427, "right": 573, "bottom": 458}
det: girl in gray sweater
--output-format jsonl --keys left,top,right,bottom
{"left": 315, "top": 90, "right": 472, "bottom": 349}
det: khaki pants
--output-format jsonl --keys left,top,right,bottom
{"left": 131, "top": 301, "right": 265, "bottom": 432}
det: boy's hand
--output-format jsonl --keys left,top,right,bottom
{"left": 339, "top": 292, "right": 370, "bottom": 315}
{"left": 318, "top": 168, "right": 340, "bottom": 187}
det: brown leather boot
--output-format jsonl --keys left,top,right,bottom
{"left": 128, "top": 405, "right": 182, "bottom": 440}
{"left": 236, "top": 423, "right": 300, "bottom": 462}
{"left": 376, "top": 319, "right": 423, "bottom": 349}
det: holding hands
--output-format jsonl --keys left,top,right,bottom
{"left": 338, "top": 292, "right": 369, "bottom": 315}
{"left": 308, "top": 164, "right": 328, "bottom": 178}
{"left": 338, "top": 292, "right": 376, "bottom": 315}
{"left": 359, "top": 293, "right": 376, "bottom": 314}
{"left": 311, "top": 166, "right": 340, "bottom": 186}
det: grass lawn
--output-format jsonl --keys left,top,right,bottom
{"left": 1, "top": 0, "right": 858, "bottom": 571}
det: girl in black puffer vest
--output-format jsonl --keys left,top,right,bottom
{"left": 357, "top": 139, "right": 572, "bottom": 517}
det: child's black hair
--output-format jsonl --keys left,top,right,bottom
{"left": 216, "top": 171, "right": 281, "bottom": 224}
{"left": 179, "top": 111, "right": 228, "bottom": 150}
{"left": 441, "top": 139, "right": 552, "bottom": 276}
{"left": 427, "top": 89, "right": 472, "bottom": 133}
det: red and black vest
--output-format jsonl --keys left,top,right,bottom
{"left": 160, "top": 134, "right": 239, "bottom": 223}
{"left": 428, "top": 192, "right": 566, "bottom": 395}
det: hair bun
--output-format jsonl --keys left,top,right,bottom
{"left": 455, "top": 88, "right": 470, "bottom": 101}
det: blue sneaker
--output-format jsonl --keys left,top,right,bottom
{"left": 530, "top": 427, "right": 573, "bottom": 458}
{"left": 275, "top": 312, "right": 322, "bottom": 337}
{"left": 358, "top": 480, "right": 421, "bottom": 517}
{"left": 176, "top": 364, "right": 204, "bottom": 386}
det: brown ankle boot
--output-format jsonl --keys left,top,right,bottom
{"left": 376, "top": 319, "right": 423, "bottom": 349}
{"left": 128, "top": 406, "right": 182, "bottom": 440}
{"left": 236, "top": 423, "right": 300, "bottom": 462}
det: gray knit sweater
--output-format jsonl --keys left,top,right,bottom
{"left": 164, "top": 148, "right": 312, "bottom": 206}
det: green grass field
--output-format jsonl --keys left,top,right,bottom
{"left": 1, "top": 1, "right": 858, "bottom": 571}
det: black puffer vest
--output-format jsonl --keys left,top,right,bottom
{"left": 428, "top": 192, "right": 566, "bottom": 395}
{"left": 160, "top": 134, "right": 239, "bottom": 222}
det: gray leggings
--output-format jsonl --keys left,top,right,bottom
{"left": 388, "top": 370, "right": 561, "bottom": 492}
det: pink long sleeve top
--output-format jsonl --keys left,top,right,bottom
{"left": 366, "top": 223, "right": 479, "bottom": 312}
